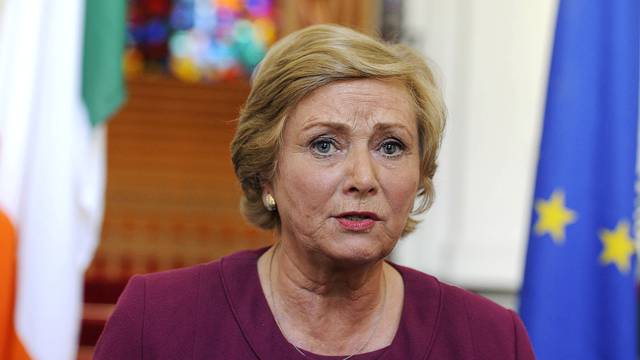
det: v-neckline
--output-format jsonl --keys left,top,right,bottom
{"left": 218, "top": 247, "right": 440, "bottom": 359}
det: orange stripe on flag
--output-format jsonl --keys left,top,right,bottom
{"left": 0, "top": 211, "right": 30, "bottom": 360}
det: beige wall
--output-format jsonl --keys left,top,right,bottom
{"left": 393, "top": 0, "right": 558, "bottom": 292}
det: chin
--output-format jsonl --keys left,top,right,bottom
{"left": 321, "top": 234, "right": 391, "bottom": 267}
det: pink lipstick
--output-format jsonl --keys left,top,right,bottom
{"left": 335, "top": 211, "right": 379, "bottom": 232}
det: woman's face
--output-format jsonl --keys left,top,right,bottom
{"left": 270, "top": 79, "right": 421, "bottom": 265}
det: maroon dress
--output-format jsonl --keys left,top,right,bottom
{"left": 94, "top": 247, "right": 535, "bottom": 359}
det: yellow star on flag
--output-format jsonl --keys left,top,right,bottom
{"left": 534, "top": 189, "right": 577, "bottom": 244}
{"left": 599, "top": 221, "right": 635, "bottom": 274}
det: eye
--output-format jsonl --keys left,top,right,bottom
{"left": 310, "top": 137, "right": 338, "bottom": 156}
{"left": 379, "top": 139, "right": 404, "bottom": 157}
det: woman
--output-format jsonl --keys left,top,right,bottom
{"left": 95, "top": 24, "right": 534, "bottom": 359}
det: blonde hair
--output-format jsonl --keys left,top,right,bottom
{"left": 231, "top": 24, "right": 446, "bottom": 235}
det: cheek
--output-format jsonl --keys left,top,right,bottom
{"left": 277, "top": 158, "right": 341, "bottom": 220}
{"left": 384, "top": 165, "right": 420, "bottom": 214}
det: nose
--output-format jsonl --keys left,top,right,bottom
{"left": 343, "top": 146, "right": 379, "bottom": 197}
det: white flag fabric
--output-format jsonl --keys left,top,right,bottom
{"left": 0, "top": 0, "right": 106, "bottom": 358}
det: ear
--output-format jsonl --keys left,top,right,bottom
{"left": 262, "top": 182, "right": 274, "bottom": 196}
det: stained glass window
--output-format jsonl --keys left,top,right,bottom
{"left": 125, "top": 0, "right": 276, "bottom": 82}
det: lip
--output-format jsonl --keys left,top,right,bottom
{"left": 334, "top": 211, "right": 380, "bottom": 232}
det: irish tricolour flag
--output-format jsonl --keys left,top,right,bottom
{"left": 0, "top": 1, "right": 125, "bottom": 359}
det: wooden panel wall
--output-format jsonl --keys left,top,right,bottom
{"left": 278, "top": 0, "right": 380, "bottom": 36}
{"left": 85, "top": 74, "right": 271, "bottom": 284}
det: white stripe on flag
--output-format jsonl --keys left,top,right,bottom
{"left": 0, "top": 0, "right": 107, "bottom": 359}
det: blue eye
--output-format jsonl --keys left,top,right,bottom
{"left": 310, "top": 138, "right": 337, "bottom": 156}
{"left": 380, "top": 140, "right": 404, "bottom": 157}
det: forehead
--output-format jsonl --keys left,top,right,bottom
{"left": 286, "top": 79, "right": 416, "bottom": 132}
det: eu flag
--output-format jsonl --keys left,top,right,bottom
{"left": 519, "top": 1, "right": 639, "bottom": 359}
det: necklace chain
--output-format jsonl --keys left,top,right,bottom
{"left": 267, "top": 243, "right": 387, "bottom": 360}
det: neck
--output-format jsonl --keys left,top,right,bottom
{"left": 260, "top": 242, "right": 390, "bottom": 356}
{"left": 277, "top": 239, "right": 385, "bottom": 300}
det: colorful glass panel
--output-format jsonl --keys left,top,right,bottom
{"left": 125, "top": 0, "right": 276, "bottom": 82}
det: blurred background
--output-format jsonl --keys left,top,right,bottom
{"left": 1, "top": 0, "right": 563, "bottom": 359}
{"left": 81, "top": 1, "right": 557, "bottom": 356}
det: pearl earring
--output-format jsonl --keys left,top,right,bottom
{"left": 263, "top": 194, "right": 277, "bottom": 211}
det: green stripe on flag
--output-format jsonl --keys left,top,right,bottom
{"left": 82, "top": 0, "right": 127, "bottom": 127}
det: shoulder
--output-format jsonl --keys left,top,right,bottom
{"left": 109, "top": 260, "right": 221, "bottom": 317}
{"left": 394, "top": 263, "right": 516, "bottom": 325}
{"left": 136, "top": 261, "right": 215, "bottom": 298}
{"left": 437, "top": 280, "right": 516, "bottom": 335}
{"left": 93, "top": 262, "right": 218, "bottom": 358}
{"left": 121, "top": 247, "right": 264, "bottom": 304}
{"left": 437, "top": 279, "right": 513, "bottom": 330}
{"left": 393, "top": 264, "right": 535, "bottom": 359}
{"left": 436, "top": 279, "right": 534, "bottom": 359}
{"left": 94, "top": 249, "right": 262, "bottom": 359}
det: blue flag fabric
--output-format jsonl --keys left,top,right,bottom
{"left": 519, "top": 1, "right": 639, "bottom": 359}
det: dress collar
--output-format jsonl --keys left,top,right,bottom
{"left": 219, "top": 247, "right": 440, "bottom": 359}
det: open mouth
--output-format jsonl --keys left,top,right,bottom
{"left": 334, "top": 212, "right": 380, "bottom": 231}
{"left": 343, "top": 215, "right": 372, "bottom": 221}
{"left": 336, "top": 212, "right": 380, "bottom": 221}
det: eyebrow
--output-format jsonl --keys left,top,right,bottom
{"left": 300, "top": 118, "right": 351, "bottom": 133}
{"left": 372, "top": 123, "right": 414, "bottom": 139}
{"left": 300, "top": 119, "right": 415, "bottom": 139}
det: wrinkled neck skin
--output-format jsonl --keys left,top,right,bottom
{"left": 257, "top": 239, "right": 403, "bottom": 355}
{"left": 277, "top": 237, "right": 385, "bottom": 309}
